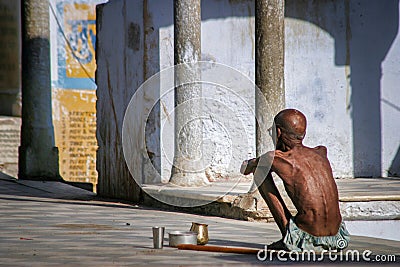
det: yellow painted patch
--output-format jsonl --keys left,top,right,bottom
{"left": 53, "top": 89, "right": 97, "bottom": 189}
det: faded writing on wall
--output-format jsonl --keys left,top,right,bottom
{"left": 53, "top": 89, "right": 98, "bottom": 186}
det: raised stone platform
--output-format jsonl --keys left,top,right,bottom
{"left": 143, "top": 177, "right": 400, "bottom": 222}
{"left": 0, "top": 116, "right": 21, "bottom": 177}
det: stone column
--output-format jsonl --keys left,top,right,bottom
{"left": 255, "top": 0, "right": 285, "bottom": 156}
{"left": 247, "top": 0, "right": 285, "bottom": 193}
{"left": 19, "top": 0, "right": 61, "bottom": 181}
{"left": 169, "top": 0, "right": 209, "bottom": 186}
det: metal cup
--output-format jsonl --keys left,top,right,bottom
{"left": 190, "top": 222, "right": 209, "bottom": 245}
{"left": 152, "top": 226, "right": 165, "bottom": 249}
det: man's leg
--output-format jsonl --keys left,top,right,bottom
{"left": 255, "top": 170, "right": 292, "bottom": 236}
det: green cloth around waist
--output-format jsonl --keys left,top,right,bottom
{"left": 283, "top": 218, "right": 351, "bottom": 252}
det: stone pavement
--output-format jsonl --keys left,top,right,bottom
{"left": 0, "top": 174, "right": 399, "bottom": 266}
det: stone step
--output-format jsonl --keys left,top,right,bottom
{"left": 142, "top": 178, "right": 400, "bottom": 222}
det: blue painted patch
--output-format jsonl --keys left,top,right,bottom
{"left": 52, "top": 1, "right": 97, "bottom": 90}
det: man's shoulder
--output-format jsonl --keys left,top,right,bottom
{"left": 272, "top": 150, "right": 295, "bottom": 165}
{"left": 280, "top": 145, "right": 328, "bottom": 161}
{"left": 313, "top": 145, "right": 328, "bottom": 156}
{"left": 272, "top": 145, "right": 328, "bottom": 160}
{"left": 293, "top": 145, "right": 327, "bottom": 155}
{"left": 273, "top": 149, "right": 291, "bottom": 159}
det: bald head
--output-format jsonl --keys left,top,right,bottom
{"left": 274, "top": 109, "right": 307, "bottom": 140}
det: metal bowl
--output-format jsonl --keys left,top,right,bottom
{"left": 168, "top": 231, "right": 197, "bottom": 247}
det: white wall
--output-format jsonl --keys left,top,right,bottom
{"left": 381, "top": 2, "right": 400, "bottom": 177}
{"left": 285, "top": 0, "right": 399, "bottom": 178}
{"left": 156, "top": 0, "right": 257, "bottom": 182}
{"left": 285, "top": 1, "right": 354, "bottom": 177}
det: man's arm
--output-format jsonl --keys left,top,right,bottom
{"left": 240, "top": 151, "right": 275, "bottom": 175}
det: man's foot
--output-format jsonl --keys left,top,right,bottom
{"left": 268, "top": 239, "right": 288, "bottom": 251}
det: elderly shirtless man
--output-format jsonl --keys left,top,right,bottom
{"left": 242, "top": 109, "right": 350, "bottom": 252}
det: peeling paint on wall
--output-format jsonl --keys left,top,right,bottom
{"left": 50, "top": 0, "right": 107, "bottom": 188}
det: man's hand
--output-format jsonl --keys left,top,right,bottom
{"left": 240, "top": 158, "right": 257, "bottom": 175}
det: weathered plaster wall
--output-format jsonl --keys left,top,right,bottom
{"left": 0, "top": 0, "right": 106, "bottom": 183}
{"left": 155, "top": 0, "right": 257, "bottom": 182}
{"left": 0, "top": 116, "right": 20, "bottom": 177}
{"left": 285, "top": 1, "right": 354, "bottom": 177}
{"left": 96, "top": 0, "right": 142, "bottom": 199}
{"left": 381, "top": 2, "right": 400, "bottom": 177}
{"left": 285, "top": 0, "right": 400, "bottom": 178}
{"left": 50, "top": 0, "right": 107, "bottom": 187}
{"left": 201, "top": 1, "right": 257, "bottom": 178}
{"left": 0, "top": 0, "right": 20, "bottom": 177}
{"left": 0, "top": 0, "right": 21, "bottom": 117}
{"left": 97, "top": 0, "right": 400, "bottom": 187}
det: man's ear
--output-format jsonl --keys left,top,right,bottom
{"left": 277, "top": 127, "right": 282, "bottom": 138}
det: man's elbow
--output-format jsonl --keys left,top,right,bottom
{"left": 257, "top": 151, "right": 275, "bottom": 167}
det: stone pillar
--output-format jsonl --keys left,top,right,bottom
{"left": 19, "top": 0, "right": 61, "bottom": 181}
{"left": 247, "top": 0, "right": 285, "bottom": 192}
{"left": 255, "top": 0, "right": 285, "bottom": 156}
{"left": 169, "top": 0, "right": 209, "bottom": 186}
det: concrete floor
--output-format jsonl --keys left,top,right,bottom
{"left": 0, "top": 174, "right": 399, "bottom": 266}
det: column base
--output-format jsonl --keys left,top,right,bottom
{"left": 18, "top": 146, "right": 63, "bottom": 181}
{"left": 169, "top": 172, "right": 210, "bottom": 187}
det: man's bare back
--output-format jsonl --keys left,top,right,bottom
{"left": 242, "top": 109, "right": 349, "bottom": 251}
{"left": 271, "top": 145, "right": 342, "bottom": 236}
